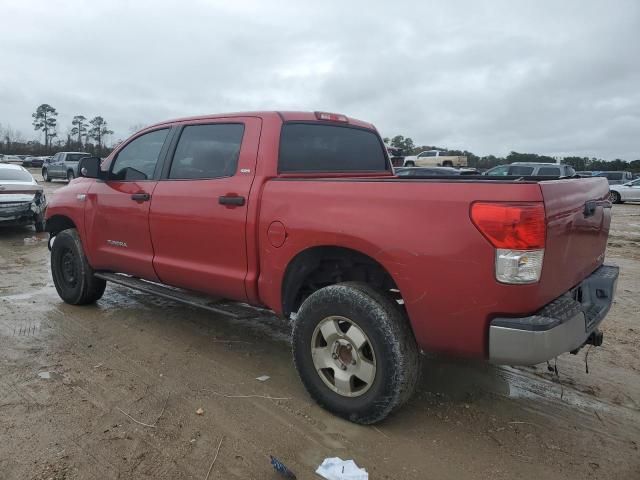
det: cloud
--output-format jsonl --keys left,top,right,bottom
{"left": 1, "top": 0, "right": 638, "bottom": 159}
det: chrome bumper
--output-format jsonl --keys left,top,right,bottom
{"left": 489, "top": 264, "right": 619, "bottom": 365}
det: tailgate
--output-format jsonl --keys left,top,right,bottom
{"left": 539, "top": 177, "right": 611, "bottom": 294}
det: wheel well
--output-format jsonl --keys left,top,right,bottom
{"left": 46, "top": 215, "right": 76, "bottom": 235}
{"left": 281, "top": 246, "right": 399, "bottom": 317}
{"left": 442, "top": 160, "right": 453, "bottom": 167}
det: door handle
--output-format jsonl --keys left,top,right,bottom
{"left": 218, "top": 195, "right": 245, "bottom": 206}
{"left": 131, "top": 192, "right": 151, "bottom": 202}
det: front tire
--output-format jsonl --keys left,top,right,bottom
{"left": 34, "top": 214, "right": 45, "bottom": 233}
{"left": 609, "top": 191, "right": 622, "bottom": 204}
{"left": 292, "top": 282, "right": 420, "bottom": 424}
{"left": 42, "top": 168, "right": 51, "bottom": 182}
{"left": 404, "top": 161, "right": 415, "bottom": 167}
{"left": 67, "top": 170, "right": 75, "bottom": 181}
{"left": 51, "top": 229, "right": 106, "bottom": 305}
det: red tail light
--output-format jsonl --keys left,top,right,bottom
{"left": 471, "top": 202, "right": 546, "bottom": 249}
{"left": 314, "top": 111, "right": 349, "bottom": 123}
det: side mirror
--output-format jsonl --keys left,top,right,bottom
{"left": 78, "top": 156, "right": 102, "bottom": 179}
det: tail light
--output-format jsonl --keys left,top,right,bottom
{"left": 471, "top": 202, "right": 546, "bottom": 284}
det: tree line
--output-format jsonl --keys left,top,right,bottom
{"left": 384, "top": 134, "right": 640, "bottom": 173}
{"left": 0, "top": 103, "right": 115, "bottom": 157}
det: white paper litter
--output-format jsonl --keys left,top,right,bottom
{"left": 38, "top": 372, "right": 51, "bottom": 379}
{"left": 315, "top": 457, "right": 368, "bottom": 480}
{"left": 255, "top": 375, "right": 270, "bottom": 382}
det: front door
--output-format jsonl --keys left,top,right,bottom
{"left": 84, "top": 128, "right": 172, "bottom": 280}
{"left": 49, "top": 153, "right": 63, "bottom": 178}
{"left": 626, "top": 179, "right": 640, "bottom": 200}
{"left": 149, "top": 118, "right": 261, "bottom": 301}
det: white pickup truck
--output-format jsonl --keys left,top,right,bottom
{"left": 403, "top": 150, "right": 468, "bottom": 168}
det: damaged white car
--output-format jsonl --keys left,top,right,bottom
{"left": 0, "top": 164, "right": 47, "bottom": 231}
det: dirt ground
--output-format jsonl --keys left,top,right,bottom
{"left": 1, "top": 172, "right": 639, "bottom": 479}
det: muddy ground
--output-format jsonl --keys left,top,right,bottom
{"left": 0, "top": 172, "right": 638, "bottom": 479}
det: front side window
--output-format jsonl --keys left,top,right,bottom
{"left": 486, "top": 165, "right": 509, "bottom": 176}
{"left": 110, "top": 129, "right": 169, "bottom": 181}
{"left": 169, "top": 124, "right": 244, "bottom": 179}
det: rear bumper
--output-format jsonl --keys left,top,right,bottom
{"left": 488, "top": 264, "right": 619, "bottom": 365}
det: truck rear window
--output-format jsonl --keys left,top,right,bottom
{"left": 279, "top": 123, "right": 388, "bottom": 172}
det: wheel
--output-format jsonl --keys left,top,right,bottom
{"left": 609, "top": 191, "right": 622, "bottom": 204}
{"left": 51, "top": 229, "right": 106, "bottom": 305}
{"left": 404, "top": 161, "right": 415, "bottom": 167}
{"left": 34, "top": 214, "right": 46, "bottom": 233}
{"left": 67, "top": 170, "right": 75, "bottom": 181}
{"left": 292, "top": 282, "right": 421, "bottom": 424}
{"left": 42, "top": 168, "right": 51, "bottom": 182}
{"left": 442, "top": 161, "right": 453, "bottom": 167}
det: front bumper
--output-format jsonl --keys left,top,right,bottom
{"left": 489, "top": 264, "right": 619, "bottom": 365}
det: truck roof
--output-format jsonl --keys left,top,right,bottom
{"left": 146, "top": 111, "right": 376, "bottom": 131}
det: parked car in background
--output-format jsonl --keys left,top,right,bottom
{"left": 395, "top": 166, "right": 479, "bottom": 177}
{"left": 22, "top": 156, "right": 46, "bottom": 168}
{"left": 577, "top": 171, "right": 595, "bottom": 176}
{"left": 403, "top": 150, "right": 468, "bottom": 168}
{"left": 0, "top": 163, "right": 47, "bottom": 231}
{"left": 42, "top": 152, "right": 90, "bottom": 182}
{"left": 484, "top": 163, "right": 576, "bottom": 177}
{"left": 1, "top": 154, "right": 23, "bottom": 164}
{"left": 609, "top": 178, "right": 640, "bottom": 203}
{"left": 596, "top": 171, "right": 634, "bottom": 185}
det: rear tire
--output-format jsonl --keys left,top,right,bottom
{"left": 442, "top": 161, "right": 453, "bottom": 167}
{"left": 609, "top": 191, "right": 621, "bottom": 204}
{"left": 292, "top": 282, "right": 421, "bottom": 424}
{"left": 42, "top": 168, "right": 51, "bottom": 182}
{"left": 51, "top": 229, "right": 106, "bottom": 305}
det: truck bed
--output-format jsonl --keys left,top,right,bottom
{"left": 257, "top": 175, "right": 611, "bottom": 359}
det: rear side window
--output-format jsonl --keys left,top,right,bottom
{"left": 279, "top": 123, "right": 388, "bottom": 172}
{"left": 537, "top": 167, "right": 561, "bottom": 176}
{"left": 111, "top": 129, "right": 169, "bottom": 181}
{"left": 509, "top": 166, "right": 534, "bottom": 175}
{"left": 66, "top": 153, "right": 89, "bottom": 162}
{"left": 169, "top": 124, "right": 244, "bottom": 179}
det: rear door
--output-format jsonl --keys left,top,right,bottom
{"left": 85, "top": 128, "right": 172, "bottom": 280}
{"left": 149, "top": 118, "right": 261, "bottom": 301}
{"left": 49, "top": 153, "right": 63, "bottom": 177}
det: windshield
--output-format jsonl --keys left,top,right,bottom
{"left": 279, "top": 123, "right": 388, "bottom": 172}
{"left": 0, "top": 169, "right": 33, "bottom": 182}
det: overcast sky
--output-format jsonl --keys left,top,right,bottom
{"left": 1, "top": 0, "right": 638, "bottom": 159}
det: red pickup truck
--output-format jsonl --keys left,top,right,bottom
{"left": 45, "top": 111, "right": 618, "bottom": 424}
